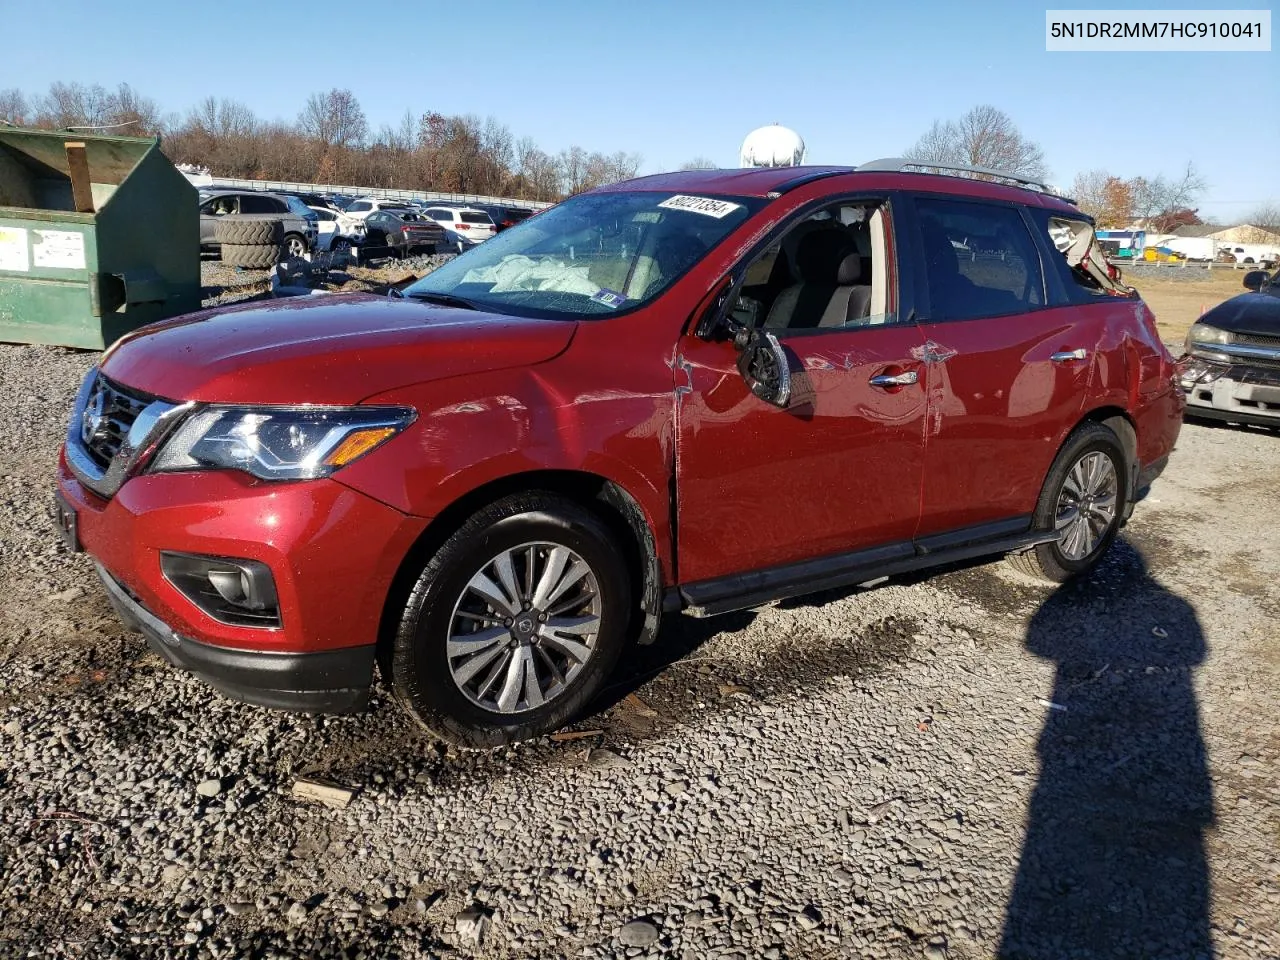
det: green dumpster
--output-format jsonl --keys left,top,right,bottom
{"left": 0, "top": 126, "right": 200, "bottom": 349}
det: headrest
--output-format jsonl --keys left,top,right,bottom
{"left": 836, "top": 253, "right": 861, "bottom": 284}
{"left": 794, "top": 230, "right": 854, "bottom": 283}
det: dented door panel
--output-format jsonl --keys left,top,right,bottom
{"left": 916, "top": 306, "right": 1100, "bottom": 535}
{"left": 673, "top": 325, "right": 928, "bottom": 585}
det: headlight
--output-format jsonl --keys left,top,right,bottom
{"left": 151, "top": 406, "right": 414, "bottom": 480}
{"left": 1186, "top": 322, "right": 1231, "bottom": 349}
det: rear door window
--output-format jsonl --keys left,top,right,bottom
{"left": 239, "top": 194, "right": 279, "bottom": 214}
{"left": 914, "top": 197, "right": 1044, "bottom": 321}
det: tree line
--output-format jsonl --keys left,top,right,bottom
{"left": 0, "top": 83, "right": 643, "bottom": 201}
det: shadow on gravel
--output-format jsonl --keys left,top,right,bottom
{"left": 999, "top": 541, "right": 1216, "bottom": 960}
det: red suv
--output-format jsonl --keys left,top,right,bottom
{"left": 55, "top": 162, "right": 1184, "bottom": 746}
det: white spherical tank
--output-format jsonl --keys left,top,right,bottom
{"left": 740, "top": 125, "right": 806, "bottom": 168}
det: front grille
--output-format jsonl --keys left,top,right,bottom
{"left": 81, "top": 376, "right": 151, "bottom": 470}
{"left": 1235, "top": 332, "right": 1280, "bottom": 349}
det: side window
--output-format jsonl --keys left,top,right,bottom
{"left": 348, "top": 200, "right": 370, "bottom": 212}
{"left": 203, "top": 196, "right": 237, "bottom": 216}
{"left": 915, "top": 198, "right": 1044, "bottom": 321}
{"left": 239, "top": 194, "right": 275, "bottom": 214}
{"left": 726, "top": 198, "right": 894, "bottom": 334}
{"left": 313, "top": 209, "right": 335, "bottom": 221}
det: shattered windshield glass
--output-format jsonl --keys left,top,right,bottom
{"left": 403, "top": 191, "right": 764, "bottom": 318}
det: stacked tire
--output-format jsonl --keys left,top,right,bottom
{"left": 214, "top": 215, "right": 284, "bottom": 269}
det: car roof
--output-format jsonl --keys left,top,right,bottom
{"left": 593, "top": 165, "right": 1079, "bottom": 213}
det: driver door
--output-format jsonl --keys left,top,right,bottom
{"left": 673, "top": 197, "right": 929, "bottom": 590}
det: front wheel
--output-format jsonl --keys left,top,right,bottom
{"left": 390, "top": 493, "right": 632, "bottom": 748}
{"left": 1007, "top": 422, "right": 1128, "bottom": 583}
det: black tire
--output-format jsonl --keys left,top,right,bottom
{"left": 282, "top": 233, "right": 309, "bottom": 259}
{"left": 1007, "top": 422, "right": 1129, "bottom": 584}
{"left": 213, "top": 216, "right": 283, "bottom": 246}
{"left": 391, "top": 492, "right": 632, "bottom": 748}
{"left": 220, "top": 242, "right": 279, "bottom": 269}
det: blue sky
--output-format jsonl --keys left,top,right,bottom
{"left": 4, "top": 0, "right": 1275, "bottom": 221}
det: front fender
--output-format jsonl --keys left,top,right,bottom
{"left": 336, "top": 361, "right": 677, "bottom": 580}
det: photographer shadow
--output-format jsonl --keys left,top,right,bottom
{"left": 1000, "top": 543, "right": 1216, "bottom": 959}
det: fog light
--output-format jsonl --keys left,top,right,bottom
{"left": 160, "top": 552, "right": 281, "bottom": 628}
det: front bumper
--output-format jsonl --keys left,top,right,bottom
{"left": 57, "top": 453, "right": 430, "bottom": 711}
{"left": 1182, "top": 363, "right": 1280, "bottom": 426}
{"left": 98, "top": 563, "right": 374, "bottom": 712}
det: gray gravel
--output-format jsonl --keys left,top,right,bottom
{"left": 1, "top": 341, "right": 1278, "bottom": 959}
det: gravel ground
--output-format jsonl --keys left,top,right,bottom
{"left": 1, "top": 342, "right": 1278, "bottom": 960}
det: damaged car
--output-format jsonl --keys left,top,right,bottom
{"left": 1180, "top": 268, "right": 1280, "bottom": 429}
{"left": 55, "top": 162, "right": 1182, "bottom": 747}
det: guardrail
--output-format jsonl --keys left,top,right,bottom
{"left": 199, "top": 176, "right": 554, "bottom": 211}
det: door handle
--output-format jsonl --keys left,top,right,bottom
{"left": 869, "top": 371, "right": 919, "bottom": 388}
{"left": 1051, "top": 348, "right": 1088, "bottom": 363}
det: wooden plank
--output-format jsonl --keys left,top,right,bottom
{"left": 64, "top": 142, "right": 94, "bottom": 214}
{"left": 291, "top": 778, "right": 356, "bottom": 809}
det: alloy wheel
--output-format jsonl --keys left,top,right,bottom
{"left": 446, "top": 541, "right": 601, "bottom": 714}
{"left": 1054, "top": 451, "right": 1118, "bottom": 561}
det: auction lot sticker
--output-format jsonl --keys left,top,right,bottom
{"left": 658, "top": 195, "right": 743, "bottom": 218}
{"left": 32, "top": 230, "right": 86, "bottom": 270}
{"left": 0, "top": 226, "right": 29, "bottom": 272}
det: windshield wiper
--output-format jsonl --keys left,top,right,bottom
{"left": 405, "top": 291, "right": 478, "bottom": 310}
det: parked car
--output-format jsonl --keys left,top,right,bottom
{"left": 308, "top": 206, "right": 366, "bottom": 253}
{"left": 362, "top": 210, "right": 445, "bottom": 258}
{"left": 423, "top": 206, "right": 496, "bottom": 251}
{"left": 56, "top": 163, "right": 1182, "bottom": 747}
{"left": 480, "top": 204, "right": 535, "bottom": 233}
{"left": 199, "top": 190, "right": 318, "bottom": 258}
{"left": 1179, "top": 267, "right": 1280, "bottom": 428}
{"left": 342, "top": 198, "right": 415, "bottom": 221}
{"left": 283, "top": 191, "right": 340, "bottom": 212}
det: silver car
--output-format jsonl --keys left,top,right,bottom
{"left": 199, "top": 190, "right": 319, "bottom": 258}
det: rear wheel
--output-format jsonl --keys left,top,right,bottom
{"left": 391, "top": 493, "right": 631, "bottom": 748}
{"left": 283, "top": 233, "right": 308, "bottom": 259}
{"left": 1007, "top": 422, "right": 1128, "bottom": 583}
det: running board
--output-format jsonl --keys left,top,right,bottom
{"left": 678, "top": 529, "right": 1057, "bottom": 618}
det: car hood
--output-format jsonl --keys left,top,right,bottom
{"left": 101, "top": 293, "right": 577, "bottom": 405}
{"left": 1198, "top": 292, "right": 1280, "bottom": 337}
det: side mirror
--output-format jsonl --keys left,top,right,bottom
{"left": 1243, "top": 270, "right": 1269, "bottom": 292}
{"left": 736, "top": 330, "right": 791, "bottom": 408}
{"left": 694, "top": 274, "right": 739, "bottom": 340}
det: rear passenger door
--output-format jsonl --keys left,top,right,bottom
{"left": 907, "top": 195, "right": 1101, "bottom": 538}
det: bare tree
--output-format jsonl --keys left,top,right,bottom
{"left": 679, "top": 156, "right": 718, "bottom": 170}
{"left": 1129, "top": 163, "right": 1207, "bottom": 230}
{"left": 103, "top": 83, "right": 159, "bottom": 133}
{"left": 298, "top": 89, "right": 368, "bottom": 149}
{"left": 906, "top": 105, "right": 1048, "bottom": 180}
{"left": 0, "top": 88, "right": 28, "bottom": 125}
{"left": 1245, "top": 203, "right": 1280, "bottom": 237}
{"left": 34, "top": 82, "right": 111, "bottom": 129}
{"left": 1070, "top": 169, "right": 1111, "bottom": 222}
{"left": 559, "top": 145, "right": 589, "bottom": 195}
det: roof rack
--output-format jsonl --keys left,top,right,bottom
{"left": 856, "top": 157, "right": 1073, "bottom": 202}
